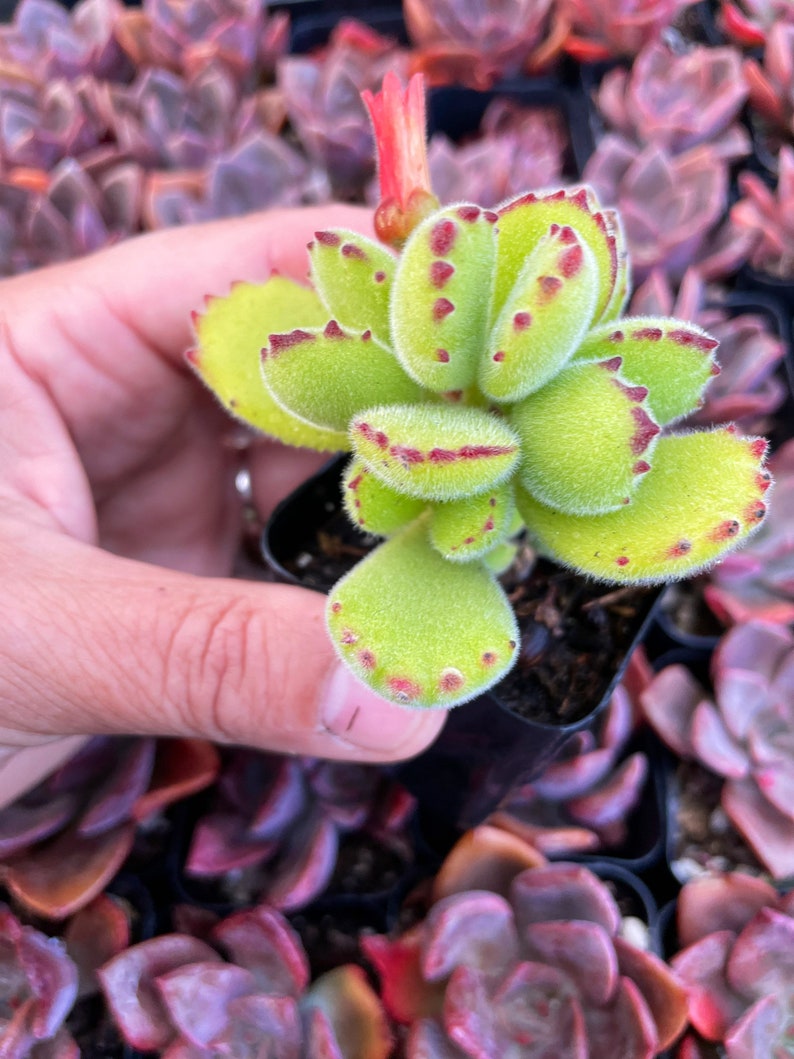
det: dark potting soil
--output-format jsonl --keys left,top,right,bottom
{"left": 283, "top": 516, "right": 657, "bottom": 728}
{"left": 68, "top": 997, "right": 127, "bottom": 1058}
{"left": 327, "top": 831, "right": 411, "bottom": 899}
{"left": 671, "top": 760, "right": 764, "bottom": 881}
{"left": 659, "top": 578, "right": 724, "bottom": 642}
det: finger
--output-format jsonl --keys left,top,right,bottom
{"left": 1, "top": 524, "right": 445, "bottom": 764}
{"left": 3, "top": 204, "right": 373, "bottom": 373}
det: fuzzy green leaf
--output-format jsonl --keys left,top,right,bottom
{"left": 571, "top": 317, "right": 720, "bottom": 425}
{"left": 482, "top": 539, "right": 520, "bottom": 576}
{"left": 261, "top": 322, "right": 424, "bottom": 432}
{"left": 511, "top": 360, "right": 661, "bottom": 515}
{"left": 342, "top": 458, "right": 426, "bottom": 536}
{"left": 309, "top": 229, "right": 396, "bottom": 346}
{"left": 479, "top": 224, "right": 598, "bottom": 402}
{"left": 350, "top": 404, "right": 520, "bottom": 501}
{"left": 516, "top": 429, "right": 772, "bottom": 583}
{"left": 326, "top": 519, "right": 519, "bottom": 709}
{"left": 494, "top": 187, "right": 621, "bottom": 329}
{"left": 188, "top": 278, "right": 346, "bottom": 451}
{"left": 391, "top": 204, "right": 497, "bottom": 393}
{"left": 429, "top": 481, "right": 515, "bottom": 561}
{"left": 600, "top": 208, "right": 630, "bottom": 321}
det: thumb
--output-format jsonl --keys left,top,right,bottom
{"left": 1, "top": 525, "right": 445, "bottom": 762}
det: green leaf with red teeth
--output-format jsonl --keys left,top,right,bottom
{"left": 571, "top": 317, "right": 721, "bottom": 425}
{"left": 601, "top": 208, "right": 630, "bottom": 321}
{"left": 390, "top": 204, "right": 497, "bottom": 393}
{"left": 342, "top": 458, "right": 426, "bottom": 536}
{"left": 309, "top": 229, "right": 396, "bottom": 346}
{"left": 511, "top": 359, "right": 661, "bottom": 515}
{"left": 350, "top": 404, "right": 520, "bottom": 501}
{"left": 494, "top": 187, "right": 621, "bottom": 328}
{"left": 187, "top": 277, "right": 346, "bottom": 451}
{"left": 515, "top": 429, "right": 772, "bottom": 583}
{"left": 429, "top": 481, "right": 515, "bottom": 562}
{"left": 326, "top": 518, "right": 519, "bottom": 709}
{"left": 261, "top": 321, "right": 424, "bottom": 432}
{"left": 479, "top": 224, "right": 599, "bottom": 402}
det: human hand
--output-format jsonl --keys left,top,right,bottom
{"left": 0, "top": 206, "right": 444, "bottom": 805}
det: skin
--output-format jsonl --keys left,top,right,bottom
{"left": 0, "top": 206, "right": 444, "bottom": 803}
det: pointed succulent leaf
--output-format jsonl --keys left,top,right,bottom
{"left": 723, "top": 776, "right": 794, "bottom": 879}
{"left": 726, "top": 908, "right": 794, "bottom": 998}
{"left": 362, "top": 932, "right": 445, "bottom": 1024}
{"left": 512, "top": 359, "right": 660, "bottom": 515}
{"left": 156, "top": 963, "right": 257, "bottom": 1048}
{"left": 326, "top": 519, "right": 518, "bottom": 708}
{"left": 479, "top": 224, "right": 598, "bottom": 402}
{"left": 407, "top": 1018, "right": 468, "bottom": 1058}
{"left": 302, "top": 966, "right": 393, "bottom": 1059}
{"left": 572, "top": 318, "right": 720, "bottom": 425}
{"left": 309, "top": 229, "right": 395, "bottom": 346}
{"left": 494, "top": 187, "right": 620, "bottom": 327}
{"left": 510, "top": 863, "right": 621, "bottom": 937}
{"left": 613, "top": 938, "right": 689, "bottom": 1051}
{"left": 431, "top": 825, "right": 547, "bottom": 902}
{"left": 725, "top": 994, "right": 788, "bottom": 1059}
{"left": 525, "top": 920, "right": 618, "bottom": 1006}
{"left": 516, "top": 430, "right": 771, "bottom": 583}
{"left": 583, "top": 977, "right": 658, "bottom": 1058}
{"left": 676, "top": 874, "right": 779, "bottom": 949}
{"left": 429, "top": 482, "right": 514, "bottom": 562}
{"left": 391, "top": 204, "right": 497, "bottom": 393}
{"left": 262, "top": 323, "right": 423, "bottom": 433}
{"left": 188, "top": 277, "right": 345, "bottom": 452}
{"left": 443, "top": 964, "right": 501, "bottom": 1057}
{"left": 98, "top": 936, "right": 223, "bottom": 1051}
{"left": 210, "top": 906, "right": 309, "bottom": 998}
{"left": 342, "top": 457, "right": 426, "bottom": 536}
{"left": 4, "top": 822, "right": 136, "bottom": 920}
{"left": 421, "top": 892, "right": 518, "bottom": 984}
{"left": 671, "top": 932, "right": 748, "bottom": 1041}
{"left": 350, "top": 404, "right": 520, "bottom": 502}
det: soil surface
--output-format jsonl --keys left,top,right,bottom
{"left": 670, "top": 760, "right": 764, "bottom": 881}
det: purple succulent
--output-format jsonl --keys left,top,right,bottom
{"left": 98, "top": 904, "right": 392, "bottom": 1057}
{"left": 584, "top": 137, "right": 752, "bottom": 282}
{"left": 594, "top": 41, "right": 750, "bottom": 161}
{"left": 402, "top": 0, "right": 555, "bottom": 89}
{"left": 278, "top": 21, "right": 408, "bottom": 201}
{"left": 0, "top": 736, "right": 218, "bottom": 919}
{"left": 113, "top": 0, "right": 288, "bottom": 83}
{"left": 0, "top": 0, "right": 131, "bottom": 82}
{"left": 704, "top": 438, "right": 794, "bottom": 626}
{"left": 184, "top": 748, "right": 415, "bottom": 913}
{"left": 0, "top": 904, "right": 79, "bottom": 1057}
{"left": 732, "top": 145, "right": 794, "bottom": 278}
{"left": 559, "top": 0, "right": 697, "bottom": 61}
{"left": 671, "top": 872, "right": 794, "bottom": 1056}
{"left": 629, "top": 268, "right": 787, "bottom": 433}
{"left": 487, "top": 655, "right": 650, "bottom": 856}
{"left": 640, "top": 621, "right": 794, "bottom": 879}
{"left": 744, "top": 22, "right": 794, "bottom": 144}
{"left": 364, "top": 839, "right": 688, "bottom": 1058}
{"left": 426, "top": 98, "right": 568, "bottom": 208}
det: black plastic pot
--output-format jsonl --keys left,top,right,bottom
{"left": 289, "top": 6, "right": 407, "bottom": 54}
{"left": 263, "top": 456, "right": 663, "bottom": 830}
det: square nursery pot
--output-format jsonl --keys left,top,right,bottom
{"left": 262, "top": 456, "right": 663, "bottom": 831}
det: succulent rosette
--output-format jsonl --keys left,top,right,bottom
{"left": 189, "top": 73, "right": 771, "bottom": 711}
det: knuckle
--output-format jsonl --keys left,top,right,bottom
{"left": 160, "top": 594, "right": 271, "bottom": 744}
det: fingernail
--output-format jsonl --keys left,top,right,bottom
{"left": 320, "top": 663, "right": 439, "bottom": 755}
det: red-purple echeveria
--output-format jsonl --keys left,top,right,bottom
{"left": 640, "top": 621, "right": 794, "bottom": 878}
{"left": 672, "top": 872, "right": 794, "bottom": 1056}
{"left": 559, "top": 0, "right": 697, "bottom": 61}
{"left": 731, "top": 146, "right": 794, "bottom": 278}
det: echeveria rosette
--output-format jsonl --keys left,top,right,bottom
{"left": 187, "top": 76, "right": 771, "bottom": 712}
